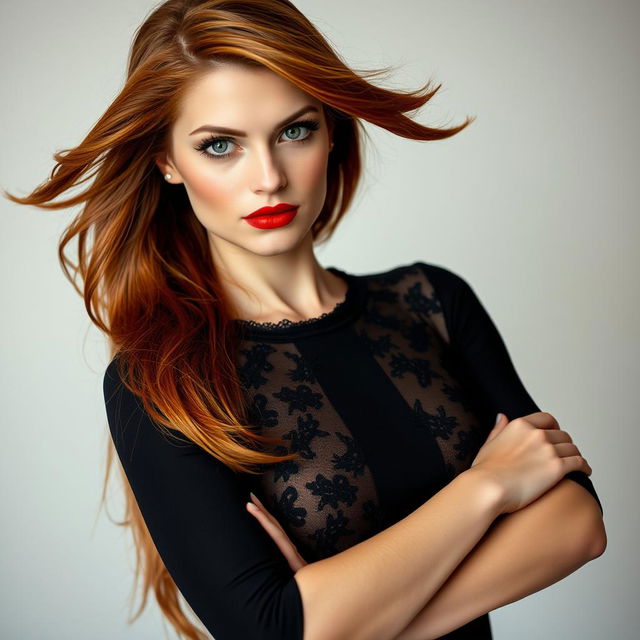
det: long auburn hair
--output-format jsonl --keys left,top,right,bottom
{"left": 4, "top": 0, "right": 474, "bottom": 637}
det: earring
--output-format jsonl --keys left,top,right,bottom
{"left": 164, "top": 173, "right": 172, "bottom": 181}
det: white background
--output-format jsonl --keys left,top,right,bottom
{"left": 1, "top": 0, "right": 638, "bottom": 637}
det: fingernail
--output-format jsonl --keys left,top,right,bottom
{"left": 250, "top": 491, "right": 259, "bottom": 504}
{"left": 495, "top": 413, "right": 502, "bottom": 425}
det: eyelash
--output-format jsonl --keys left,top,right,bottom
{"left": 195, "top": 119, "right": 321, "bottom": 160}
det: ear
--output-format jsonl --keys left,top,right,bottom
{"left": 321, "top": 108, "right": 335, "bottom": 151}
{"left": 326, "top": 120, "right": 335, "bottom": 152}
{"left": 154, "top": 151, "right": 184, "bottom": 184}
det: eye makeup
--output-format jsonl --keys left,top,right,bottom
{"left": 195, "top": 119, "right": 321, "bottom": 160}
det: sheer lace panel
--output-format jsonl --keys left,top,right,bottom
{"left": 234, "top": 263, "right": 488, "bottom": 562}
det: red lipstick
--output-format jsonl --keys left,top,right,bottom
{"left": 243, "top": 202, "right": 299, "bottom": 229}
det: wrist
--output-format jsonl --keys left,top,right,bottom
{"left": 458, "top": 466, "right": 507, "bottom": 518}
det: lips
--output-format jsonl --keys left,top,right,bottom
{"left": 244, "top": 202, "right": 298, "bottom": 218}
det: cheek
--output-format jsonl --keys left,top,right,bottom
{"left": 294, "top": 152, "right": 329, "bottom": 198}
{"left": 181, "top": 162, "right": 234, "bottom": 210}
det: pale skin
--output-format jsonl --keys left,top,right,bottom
{"left": 154, "top": 62, "right": 347, "bottom": 324}
{"left": 247, "top": 413, "right": 606, "bottom": 639}
{"left": 155, "top": 61, "right": 606, "bottom": 637}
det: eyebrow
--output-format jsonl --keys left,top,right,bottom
{"left": 189, "top": 105, "right": 320, "bottom": 136}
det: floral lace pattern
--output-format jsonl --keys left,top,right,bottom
{"left": 236, "top": 263, "right": 487, "bottom": 562}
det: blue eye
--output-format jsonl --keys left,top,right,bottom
{"left": 207, "top": 139, "right": 233, "bottom": 155}
{"left": 195, "top": 119, "right": 321, "bottom": 160}
{"left": 282, "top": 123, "right": 309, "bottom": 141}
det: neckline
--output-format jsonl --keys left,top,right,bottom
{"left": 233, "top": 266, "right": 366, "bottom": 342}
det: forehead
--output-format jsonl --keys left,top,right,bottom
{"left": 175, "top": 62, "right": 323, "bottom": 131}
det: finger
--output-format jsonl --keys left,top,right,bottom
{"left": 562, "top": 454, "right": 592, "bottom": 476}
{"left": 246, "top": 502, "right": 287, "bottom": 542}
{"left": 250, "top": 491, "right": 266, "bottom": 510}
{"left": 246, "top": 498, "right": 300, "bottom": 556}
{"left": 250, "top": 493, "right": 286, "bottom": 532}
{"left": 554, "top": 442, "right": 583, "bottom": 459}
{"left": 545, "top": 430, "right": 574, "bottom": 444}
{"left": 521, "top": 411, "right": 561, "bottom": 430}
{"left": 246, "top": 503, "right": 307, "bottom": 571}
{"left": 247, "top": 499, "right": 287, "bottom": 536}
{"left": 495, "top": 412, "right": 509, "bottom": 430}
{"left": 486, "top": 412, "right": 509, "bottom": 443}
{"left": 550, "top": 441, "right": 592, "bottom": 476}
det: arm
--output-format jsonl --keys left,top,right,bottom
{"left": 294, "top": 468, "right": 505, "bottom": 640}
{"left": 103, "top": 359, "right": 304, "bottom": 640}
{"left": 105, "top": 357, "right": 505, "bottom": 640}
{"left": 394, "top": 477, "right": 607, "bottom": 640}
{"left": 388, "top": 262, "right": 605, "bottom": 638}
{"left": 416, "top": 260, "right": 603, "bottom": 518}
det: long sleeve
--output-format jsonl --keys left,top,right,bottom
{"left": 416, "top": 261, "right": 603, "bottom": 515}
{"left": 103, "top": 358, "right": 304, "bottom": 639}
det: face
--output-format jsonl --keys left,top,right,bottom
{"left": 157, "top": 63, "right": 334, "bottom": 261}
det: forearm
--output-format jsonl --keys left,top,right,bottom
{"left": 294, "top": 469, "right": 504, "bottom": 640}
{"left": 394, "top": 479, "right": 605, "bottom": 640}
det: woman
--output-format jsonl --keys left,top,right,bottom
{"left": 5, "top": 1, "right": 606, "bottom": 639}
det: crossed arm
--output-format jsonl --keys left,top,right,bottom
{"left": 393, "top": 478, "right": 607, "bottom": 640}
{"left": 247, "top": 474, "right": 606, "bottom": 639}
{"left": 245, "top": 265, "right": 608, "bottom": 638}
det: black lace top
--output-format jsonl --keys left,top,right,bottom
{"left": 234, "top": 289, "right": 350, "bottom": 331}
{"left": 103, "top": 261, "right": 602, "bottom": 640}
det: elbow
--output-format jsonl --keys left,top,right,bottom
{"left": 574, "top": 505, "right": 607, "bottom": 562}
{"left": 586, "top": 515, "right": 607, "bottom": 559}
{"left": 557, "top": 479, "right": 606, "bottom": 561}
{"left": 294, "top": 565, "right": 350, "bottom": 640}
{"left": 581, "top": 495, "right": 607, "bottom": 560}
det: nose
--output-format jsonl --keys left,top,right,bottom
{"left": 251, "top": 144, "right": 287, "bottom": 193}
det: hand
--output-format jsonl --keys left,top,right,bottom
{"left": 246, "top": 492, "right": 309, "bottom": 573}
{"left": 470, "top": 411, "right": 593, "bottom": 515}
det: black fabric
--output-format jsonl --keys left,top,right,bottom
{"left": 103, "top": 260, "right": 602, "bottom": 640}
{"left": 417, "top": 263, "right": 602, "bottom": 514}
